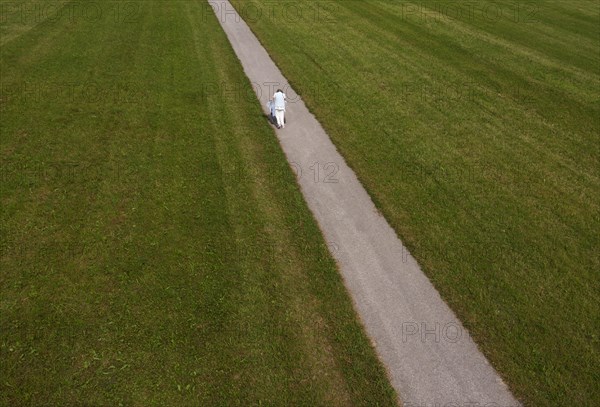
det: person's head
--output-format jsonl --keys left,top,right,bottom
{"left": 276, "top": 89, "right": 283, "bottom": 94}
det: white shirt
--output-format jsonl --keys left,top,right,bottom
{"left": 273, "top": 92, "right": 286, "bottom": 110}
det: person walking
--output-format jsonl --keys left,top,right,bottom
{"left": 273, "top": 89, "right": 286, "bottom": 129}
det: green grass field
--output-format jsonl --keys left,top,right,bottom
{"left": 229, "top": 0, "right": 600, "bottom": 405}
{"left": 0, "top": 1, "right": 398, "bottom": 405}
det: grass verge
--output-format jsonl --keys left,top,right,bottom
{"left": 229, "top": 0, "right": 600, "bottom": 405}
{"left": 0, "top": 1, "right": 397, "bottom": 405}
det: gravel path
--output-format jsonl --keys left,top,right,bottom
{"left": 208, "top": 2, "right": 520, "bottom": 405}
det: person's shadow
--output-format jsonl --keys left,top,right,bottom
{"left": 264, "top": 112, "right": 277, "bottom": 126}
{"left": 263, "top": 111, "right": 286, "bottom": 127}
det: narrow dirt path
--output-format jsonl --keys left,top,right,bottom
{"left": 208, "top": 1, "right": 520, "bottom": 405}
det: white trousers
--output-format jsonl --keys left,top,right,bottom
{"left": 275, "top": 109, "right": 285, "bottom": 127}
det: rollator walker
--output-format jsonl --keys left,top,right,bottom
{"left": 267, "top": 99, "right": 286, "bottom": 126}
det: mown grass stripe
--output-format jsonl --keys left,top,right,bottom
{"left": 230, "top": 0, "right": 599, "bottom": 405}
{"left": 1, "top": 1, "right": 398, "bottom": 405}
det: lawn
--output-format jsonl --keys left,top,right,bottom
{"left": 229, "top": 0, "right": 600, "bottom": 405}
{"left": 0, "top": 1, "right": 397, "bottom": 405}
